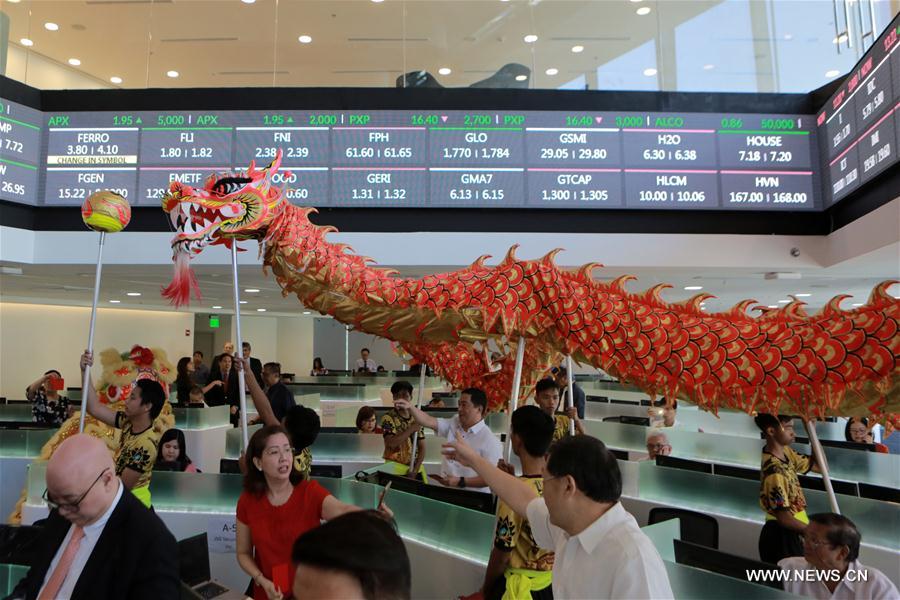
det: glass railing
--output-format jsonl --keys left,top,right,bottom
{"left": 1, "top": 564, "right": 29, "bottom": 597}
{"left": 286, "top": 384, "right": 381, "bottom": 401}
{"left": 663, "top": 561, "right": 797, "bottom": 599}
{"left": 0, "top": 405, "right": 35, "bottom": 422}
{"left": 637, "top": 461, "right": 899, "bottom": 551}
{"left": 172, "top": 405, "right": 230, "bottom": 430}
{"left": 292, "top": 375, "right": 444, "bottom": 387}
{"left": 0, "top": 429, "right": 55, "bottom": 458}
{"left": 583, "top": 420, "right": 900, "bottom": 489}
{"left": 294, "top": 393, "right": 321, "bottom": 412}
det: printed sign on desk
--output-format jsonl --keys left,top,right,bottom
{"left": 207, "top": 516, "right": 237, "bottom": 553}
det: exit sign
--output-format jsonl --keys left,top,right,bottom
{"left": 209, "top": 315, "right": 220, "bottom": 328}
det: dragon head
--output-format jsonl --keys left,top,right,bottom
{"left": 161, "top": 152, "right": 288, "bottom": 306}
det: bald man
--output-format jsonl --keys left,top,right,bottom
{"left": 10, "top": 434, "right": 178, "bottom": 600}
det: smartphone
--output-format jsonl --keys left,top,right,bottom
{"left": 377, "top": 481, "right": 392, "bottom": 508}
{"left": 48, "top": 376, "right": 65, "bottom": 391}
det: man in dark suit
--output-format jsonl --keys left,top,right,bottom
{"left": 9, "top": 434, "right": 178, "bottom": 600}
{"left": 206, "top": 354, "right": 241, "bottom": 427}
{"left": 242, "top": 342, "right": 264, "bottom": 388}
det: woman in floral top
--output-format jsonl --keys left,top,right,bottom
{"left": 26, "top": 370, "right": 71, "bottom": 427}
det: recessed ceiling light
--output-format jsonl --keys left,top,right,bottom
{"left": 783, "top": 33, "right": 793, "bottom": 40}
{"left": 126, "top": 292, "right": 141, "bottom": 296}
{"left": 438, "top": 67, "right": 452, "bottom": 75}
{"left": 825, "top": 69, "right": 840, "bottom": 78}
{"left": 298, "top": 35, "right": 312, "bottom": 44}
{"left": 684, "top": 285, "right": 703, "bottom": 291}
{"left": 302, "top": 311, "right": 311, "bottom": 315}
{"left": 794, "top": 293, "right": 811, "bottom": 297}
{"left": 636, "top": 6, "right": 651, "bottom": 15}
{"left": 20, "top": 38, "right": 34, "bottom": 47}
{"left": 629, "top": 0, "right": 643, "bottom": 2}
{"left": 110, "top": 76, "right": 123, "bottom": 84}
{"left": 245, "top": 288, "right": 260, "bottom": 293}
{"left": 239, "top": 300, "right": 248, "bottom": 304}
{"left": 523, "top": 34, "right": 538, "bottom": 43}
{"left": 545, "top": 68, "right": 559, "bottom": 76}
{"left": 515, "top": 74, "right": 528, "bottom": 81}
{"left": 851, "top": 303, "right": 863, "bottom": 307}
{"left": 44, "top": 22, "right": 59, "bottom": 31}
{"left": 832, "top": 33, "right": 848, "bottom": 44}
{"left": 167, "top": 70, "right": 179, "bottom": 78}
{"left": 7, "top": 0, "right": 21, "bottom": 3}
{"left": 256, "top": 308, "right": 267, "bottom": 312}
{"left": 241, "top": 0, "right": 256, "bottom": 3}
{"left": 571, "top": 45, "right": 584, "bottom": 53}
{"left": 68, "top": 58, "right": 81, "bottom": 66}
{"left": 767, "top": 305, "right": 778, "bottom": 308}
{"left": 109, "top": 300, "right": 121, "bottom": 304}
{"left": 371, "top": 0, "right": 384, "bottom": 3}
{"left": 643, "top": 67, "right": 657, "bottom": 77}
{"left": 212, "top": 305, "right": 223, "bottom": 309}
{"left": 778, "top": 299, "right": 791, "bottom": 303}
{"left": 703, "top": 64, "right": 715, "bottom": 70}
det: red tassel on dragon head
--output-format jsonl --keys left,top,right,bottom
{"left": 162, "top": 151, "right": 900, "bottom": 426}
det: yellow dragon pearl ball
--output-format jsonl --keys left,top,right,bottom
{"left": 81, "top": 191, "right": 131, "bottom": 233}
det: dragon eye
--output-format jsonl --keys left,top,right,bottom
{"left": 212, "top": 177, "right": 252, "bottom": 196}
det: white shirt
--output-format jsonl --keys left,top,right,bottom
{"left": 40, "top": 481, "right": 124, "bottom": 599}
{"left": 355, "top": 358, "right": 378, "bottom": 372}
{"left": 436, "top": 416, "right": 502, "bottom": 493}
{"left": 526, "top": 499, "right": 674, "bottom": 599}
{"left": 778, "top": 557, "right": 900, "bottom": 600}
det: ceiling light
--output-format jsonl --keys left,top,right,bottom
{"left": 778, "top": 299, "right": 791, "bottom": 303}
{"left": 7, "top": 0, "right": 21, "bottom": 3}
{"left": 109, "top": 300, "right": 121, "bottom": 304}
{"left": 110, "top": 76, "right": 123, "bottom": 84}
{"left": 833, "top": 33, "right": 848, "bottom": 44}
{"left": 636, "top": 6, "right": 651, "bottom": 15}
{"left": 783, "top": 33, "right": 793, "bottom": 40}
{"left": 256, "top": 308, "right": 267, "bottom": 312}
{"left": 767, "top": 305, "right": 778, "bottom": 309}
{"left": 303, "top": 311, "right": 311, "bottom": 315}
{"left": 825, "top": 69, "right": 840, "bottom": 78}
{"left": 298, "top": 35, "right": 312, "bottom": 44}
{"left": 629, "top": 0, "right": 643, "bottom": 2}
{"left": 371, "top": 0, "right": 385, "bottom": 3}
{"left": 643, "top": 67, "right": 657, "bottom": 76}
{"left": 126, "top": 292, "right": 141, "bottom": 297}
{"left": 438, "top": 67, "right": 452, "bottom": 75}
{"left": 241, "top": 0, "right": 256, "bottom": 3}
{"left": 515, "top": 74, "right": 528, "bottom": 81}
{"left": 684, "top": 285, "right": 703, "bottom": 291}
{"left": 239, "top": 300, "right": 248, "bottom": 304}
{"left": 212, "top": 305, "right": 223, "bottom": 309}
{"left": 851, "top": 303, "right": 863, "bottom": 307}
{"left": 545, "top": 68, "right": 558, "bottom": 76}
{"left": 523, "top": 34, "right": 538, "bottom": 43}
{"left": 245, "top": 288, "right": 260, "bottom": 293}
{"left": 571, "top": 45, "right": 584, "bottom": 53}
{"left": 167, "top": 70, "right": 179, "bottom": 78}
{"left": 44, "top": 22, "right": 59, "bottom": 31}
{"left": 20, "top": 38, "right": 34, "bottom": 47}
{"left": 794, "top": 293, "right": 811, "bottom": 297}
{"left": 703, "top": 64, "right": 715, "bottom": 70}
{"left": 68, "top": 58, "right": 81, "bottom": 66}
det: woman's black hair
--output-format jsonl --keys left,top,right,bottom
{"left": 154, "top": 428, "right": 193, "bottom": 471}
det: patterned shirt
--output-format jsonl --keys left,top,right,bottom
{"left": 114, "top": 411, "right": 160, "bottom": 491}
{"left": 29, "top": 390, "right": 70, "bottom": 427}
{"left": 294, "top": 447, "right": 312, "bottom": 480}
{"left": 552, "top": 414, "right": 573, "bottom": 442}
{"left": 495, "top": 476, "right": 555, "bottom": 572}
{"left": 760, "top": 446, "right": 811, "bottom": 517}
{"left": 381, "top": 409, "right": 425, "bottom": 465}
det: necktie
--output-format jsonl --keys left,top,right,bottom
{"left": 39, "top": 526, "right": 85, "bottom": 600}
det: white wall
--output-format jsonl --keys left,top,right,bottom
{"left": 276, "top": 316, "right": 315, "bottom": 377}
{"left": 235, "top": 315, "right": 278, "bottom": 365}
{"left": 0, "top": 302, "right": 193, "bottom": 399}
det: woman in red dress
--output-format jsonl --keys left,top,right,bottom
{"left": 236, "top": 424, "right": 389, "bottom": 600}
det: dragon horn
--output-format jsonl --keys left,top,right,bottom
{"left": 577, "top": 262, "right": 603, "bottom": 280}
{"left": 471, "top": 254, "right": 492, "bottom": 269}
{"left": 540, "top": 248, "right": 564, "bottom": 265}
{"left": 502, "top": 244, "right": 520, "bottom": 264}
{"left": 822, "top": 294, "right": 853, "bottom": 315}
{"left": 640, "top": 283, "right": 672, "bottom": 305}
{"left": 676, "top": 293, "right": 715, "bottom": 311}
{"left": 727, "top": 299, "right": 758, "bottom": 316}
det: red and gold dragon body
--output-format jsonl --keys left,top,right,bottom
{"left": 162, "top": 154, "right": 899, "bottom": 425}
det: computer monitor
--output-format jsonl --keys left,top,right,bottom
{"left": 857, "top": 482, "right": 900, "bottom": 503}
{"left": 620, "top": 416, "right": 650, "bottom": 427}
{"left": 177, "top": 533, "right": 211, "bottom": 588}
{"left": 656, "top": 455, "right": 713, "bottom": 474}
{"left": 797, "top": 474, "right": 858, "bottom": 497}
{"left": 219, "top": 459, "right": 241, "bottom": 474}
{"left": 311, "top": 464, "right": 343, "bottom": 478}
{"left": 609, "top": 448, "right": 629, "bottom": 460}
{"left": 376, "top": 470, "right": 425, "bottom": 496}
{"left": 425, "top": 484, "right": 496, "bottom": 514}
{"left": 713, "top": 464, "right": 760, "bottom": 481}
{"left": 673, "top": 539, "right": 783, "bottom": 590}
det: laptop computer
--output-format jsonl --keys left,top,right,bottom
{"left": 178, "top": 533, "right": 244, "bottom": 599}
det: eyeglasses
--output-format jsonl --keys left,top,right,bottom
{"left": 43, "top": 468, "right": 109, "bottom": 512}
{"left": 263, "top": 446, "right": 295, "bottom": 458}
{"left": 801, "top": 536, "right": 831, "bottom": 549}
{"left": 646, "top": 443, "right": 671, "bottom": 451}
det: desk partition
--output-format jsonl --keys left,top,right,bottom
{"left": 582, "top": 420, "right": 900, "bottom": 489}
{"left": 0, "top": 406, "right": 35, "bottom": 423}
{"left": 1, "top": 564, "right": 29, "bottom": 597}
{"left": 0, "top": 429, "right": 55, "bottom": 522}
